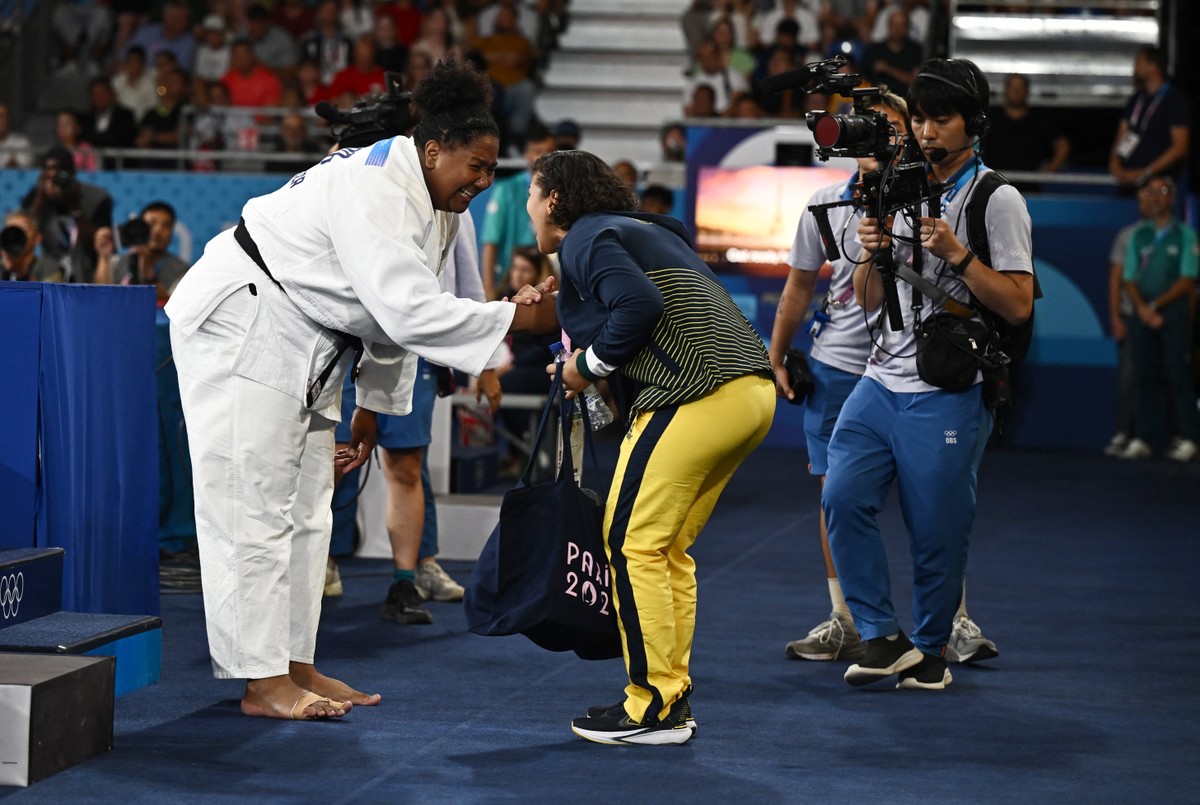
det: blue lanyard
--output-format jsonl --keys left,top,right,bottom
{"left": 939, "top": 157, "right": 983, "bottom": 214}
{"left": 840, "top": 170, "right": 859, "bottom": 201}
{"left": 1130, "top": 83, "right": 1169, "bottom": 132}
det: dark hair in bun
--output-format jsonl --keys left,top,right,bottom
{"left": 411, "top": 57, "right": 500, "bottom": 148}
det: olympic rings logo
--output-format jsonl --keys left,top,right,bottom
{"left": 1, "top": 572, "right": 24, "bottom": 619}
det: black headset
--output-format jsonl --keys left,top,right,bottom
{"left": 913, "top": 62, "right": 991, "bottom": 139}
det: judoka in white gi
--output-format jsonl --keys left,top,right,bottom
{"left": 165, "top": 59, "right": 557, "bottom": 720}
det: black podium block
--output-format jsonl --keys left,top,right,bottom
{"left": 0, "top": 653, "right": 114, "bottom": 787}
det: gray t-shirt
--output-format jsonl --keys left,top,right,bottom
{"left": 787, "top": 177, "right": 871, "bottom": 375}
{"left": 864, "top": 163, "right": 1034, "bottom": 393}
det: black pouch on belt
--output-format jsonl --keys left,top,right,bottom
{"left": 915, "top": 312, "right": 991, "bottom": 392}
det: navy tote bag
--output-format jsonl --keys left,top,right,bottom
{"left": 463, "top": 365, "right": 621, "bottom": 660}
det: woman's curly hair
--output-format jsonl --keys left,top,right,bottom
{"left": 411, "top": 57, "right": 499, "bottom": 147}
{"left": 531, "top": 150, "right": 638, "bottom": 231}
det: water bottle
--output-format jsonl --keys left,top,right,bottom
{"left": 550, "top": 342, "right": 615, "bottom": 431}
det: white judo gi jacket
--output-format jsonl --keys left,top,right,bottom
{"left": 166, "top": 135, "right": 515, "bottom": 421}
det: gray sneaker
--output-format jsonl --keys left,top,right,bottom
{"left": 414, "top": 560, "right": 464, "bottom": 602}
{"left": 945, "top": 616, "right": 999, "bottom": 663}
{"left": 785, "top": 613, "right": 866, "bottom": 661}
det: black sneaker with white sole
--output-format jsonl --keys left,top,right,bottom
{"left": 843, "top": 632, "right": 923, "bottom": 687}
{"left": 587, "top": 690, "right": 697, "bottom": 732}
{"left": 897, "top": 652, "right": 953, "bottom": 690}
{"left": 572, "top": 697, "right": 694, "bottom": 746}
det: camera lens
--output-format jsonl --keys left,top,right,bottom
{"left": 813, "top": 114, "right": 877, "bottom": 149}
{"left": 0, "top": 224, "right": 28, "bottom": 256}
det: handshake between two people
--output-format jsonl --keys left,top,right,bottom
{"left": 334, "top": 275, "right": 563, "bottom": 473}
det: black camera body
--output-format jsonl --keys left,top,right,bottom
{"left": 118, "top": 217, "right": 151, "bottom": 248}
{"left": 316, "top": 72, "right": 413, "bottom": 149}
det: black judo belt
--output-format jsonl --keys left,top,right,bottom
{"left": 235, "top": 217, "right": 363, "bottom": 407}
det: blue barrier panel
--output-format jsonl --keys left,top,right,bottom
{"left": 0, "top": 287, "right": 42, "bottom": 549}
{"left": 36, "top": 285, "right": 160, "bottom": 616}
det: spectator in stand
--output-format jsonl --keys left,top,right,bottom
{"left": 754, "top": 0, "right": 820, "bottom": 52}
{"left": 685, "top": 83, "right": 719, "bottom": 118}
{"left": 20, "top": 146, "right": 113, "bottom": 283}
{"left": 1109, "top": 45, "right": 1190, "bottom": 187}
{"left": 1, "top": 211, "right": 64, "bottom": 283}
{"left": 54, "top": 109, "right": 98, "bottom": 173}
{"left": 134, "top": 67, "right": 191, "bottom": 167}
{"left": 94, "top": 201, "right": 189, "bottom": 303}
{"left": 222, "top": 39, "right": 284, "bottom": 108}
{"left": 376, "top": 0, "right": 424, "bottom": 47}
{"left": 681, "top": 0, "right": 715, "bottom": 59}
{"left": 554, "top": 119, "right": 582, "bottom": 150}
{"left": 80, "top": 78, "right": 138, "bottom": 169}
{"left": 1120, "top": 175, "right": 1199, "bottom": 462}
{"left": 869, "top": 0, "right": 927, "bottom": 44}
{"left": 246, "top": 3, "right": 299, "bottom": 83}
{"left": 195, "top": 14, "right": 233, "bottom": 83}
{"left": 860, "top": 8, "right": 921, "bottom": 96}
{"left": 613, "top": 159, "right": 638, "bottom": 193}
{"left": 756, "top": 44, "right": 803, "bottom": 118}
{"left": 112, "top": 46, "right": 160, "bottom": 124}
{"left": 710, "top": 15, "right": 756, "bottom": 80}
{"left": 984, "top": 73, "right": 1070, "bottom": 187}
{"left": 474, "top": 0, "right": 539, "bottom": 45}
{"left": 684, "top": 38, "right": 748, "bottom": 116}
{"left": 472, "top": 2, "right": 537, "bottom": 146}
{"left": 325, "top": 35, "right": 388, "bottom": 102}
{"left": 125, "top": 0, "right": 196, "bottom": 72}
{"left": 339, "top": 0, "right": 376, "bottom": 40}
{"left": 291, "top": 58, "right": 326, "bottom": 106}
{"left": 639, "top": 184, "right": 675, "bottom": 216}
{"left": 0, "top": 103, "right": 36, "bottom": 169}
{"left": 818, "top": 0, "right": 877, "bottom": 51}
{"left": 411, "top": 5, "right": 459, "bottom": 65}
{"left": 403, "top": 48, "right": 433, "bottom": 92}
{"left": 299, "top": 0, "right": 354, "bottom": 86}
{"left": 481, "top": 122, "right": 557, "bottom": 297}
{"left": 728, "top": 92, "right": 766, "bottom": 118}
{"left": 51, "top": 0, "right": 112, "bottom": 77}
{"left": 269, "top": 113, "right": 321, "bottom": 175}
{"left": 272, "top": 0, "right": 316, "bottom": 41}
{"left": 373, "top": 14, "right": 409, "bottom": 74}
{"left": 660, "top": 123, "right": 686, "bottom": 162}
{"left": 752, "top": 18, "right": 804, "bottom": 85}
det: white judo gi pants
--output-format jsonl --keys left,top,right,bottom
{"left": 171, "top": 286, "right": 337, "bottom": 679}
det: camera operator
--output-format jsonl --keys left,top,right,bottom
{"left": 1, "top": 211, "right": 64, "bottom": 283}
{"left": 772, "top": 87, "right": 908, "bottom": 663}
{"left": 19, "top": 146, "right": 113, "bottom": 283}
{"left": 824, "top": 58, "right": 1034, "bottom": 690}
{"left": 94, "top": 201, "right": 190, "bottom": 304}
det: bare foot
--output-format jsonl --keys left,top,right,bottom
{"left": 241, "top": 674, "right": 352, "bottom": 720}
{"left": 289, "top": 662, "right": 382, "bottom": 707}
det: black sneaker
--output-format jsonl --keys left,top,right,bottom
{"left": 843, "top": 632, "right": 923, "bottom": 687}
{"left": 897, "top": 652, "right": 953, "bottom": 690}
{"left": 379, "top": 580, "right": 433, "bottom": 625}
{"left": 572, "top": 697, "right": 693, "bottom": 746}
{"left": 587, "top": 690, "right": 697, "bottom": 732}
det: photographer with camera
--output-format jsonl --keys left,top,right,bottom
{"left": 822, "top": 58, "right": 1034, "bottom": 690}
{"left": 772, "top": 87, "right": 908, "bottom": 663}
{"left": 94, "top": 201, "right": 190, "bottom": 304}
{"left": 19, "top": 146, "right": 113, "bottom": 283}
{"left": 1, "top": 211, "right": 64, "bottom": 283}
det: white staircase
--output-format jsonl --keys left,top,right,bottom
{"left": 537, "top": 0, "right": 691, "bottom": 166}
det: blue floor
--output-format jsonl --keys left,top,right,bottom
{"left": 3, "top": 446, "right": 1198, "bottom": 802}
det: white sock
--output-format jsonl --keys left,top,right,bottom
{"left": 828, "top": 578, "right": 851, "bottom": 619}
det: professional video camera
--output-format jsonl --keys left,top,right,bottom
{"left": 315, "top": 72, "right": 413, "bottom": 149}
{"left": 762, "top": 57, "right": 944, "bottom": 331}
